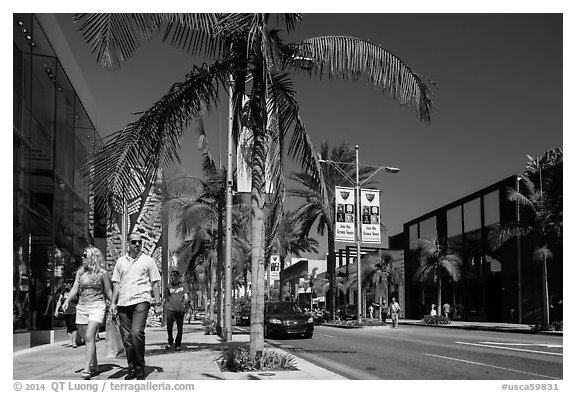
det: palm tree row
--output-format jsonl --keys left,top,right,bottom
{"left": 77, "top": 13, "right": 434, "bottom": 356}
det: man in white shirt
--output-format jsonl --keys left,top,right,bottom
{"left": 110, "top": 232, "right": 162, "bottom": 380}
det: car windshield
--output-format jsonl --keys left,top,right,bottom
{"left": 268, "top": 303, "right": 302, "bottom": 313}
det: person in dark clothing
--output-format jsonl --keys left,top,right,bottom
{"left": 55, "top": 280, "right": 79, "bottom": 347}
{"left": 164, "top": 270, "right": 189, "bottom": 351}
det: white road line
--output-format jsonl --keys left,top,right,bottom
{"left": 319, "top": 334, "right": 336, "bottom": 338}
{"left": 455, "top": 341, "right": 562, "bottom": 356}
{"left": 425, "top": 353, "right": 560, "bottom": 380}
{"left": 480, "top": 342, "right": 563, "bottom": 349}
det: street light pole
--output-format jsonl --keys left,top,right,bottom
{"left": 224, "top": 74, "right": 234, "bottom": 342}
{"left": 355, "top": 145, "right": 362, "bottom": 322}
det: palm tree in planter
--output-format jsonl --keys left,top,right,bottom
{"left": 76, "top": 13, "right": 434, "bottom": 356}
{"left": 288, "top": 142, "right": 377, "bottom": 319}
{"left": 300, "top": 267, "right": 330, "bottom": 311}
{"left": 415, "top": 238, "right": 462, "bottom": 317}
{"left": 490, "top": 154, "right": 562, "bottom": 326}
{"left": 361, "top": 250, "right": 403, "bottom": 321}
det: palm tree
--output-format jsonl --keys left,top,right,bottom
{"left": 267, "top": 210, "right": 319, "bottom": 301}
{"left": 490, "top": 160, "right": 562, "bottom": 325}
{"left": 288, "top": 142, "right": 376, "bottom": 319}
{"left": 415, "top": 238, "right": 462, "bottom": 316}
{"left": 76, "top": 13, "right": 433, "bottom": 356}
{"left": 361, "top": 250, "right": 402, "bottom": 321}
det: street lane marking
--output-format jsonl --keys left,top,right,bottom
{"left": 480, "top": 342, "right": 562, "bottom": 349}
{"left": 455, "top": 341, "right": 562, "bottom": 356}
{"left": 425, "top": 353, "right": 560, "bottom": 380}
{"left": 319, "top": 334, "right": 336, "bottom": 338}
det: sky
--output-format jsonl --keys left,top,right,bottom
{"left": 45, "top": 11, "right": 564, "bottom": 257}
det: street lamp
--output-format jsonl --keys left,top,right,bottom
{"left": 319, "top": 146, "right": 399, "bottom": 322}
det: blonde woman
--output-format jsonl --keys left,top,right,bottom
{"left": 64, "top": 246, "right": 112, "bottom": 379}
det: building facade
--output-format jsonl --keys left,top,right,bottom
{"left": 401, "top": 174, "right": 562, "bottom": 324}
{"left": 13, "top": 13, "right": 105, "bottom": 348}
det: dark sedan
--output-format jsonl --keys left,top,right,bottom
{"left": 237, "top": 307, "right": 251, "bottom": 326}
{"left": 264, "top": 301, "right": 314, "bottom": 339}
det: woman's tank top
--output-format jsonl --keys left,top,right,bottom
{"left": 77, "top": 270, "right": 105, "bottom": 307}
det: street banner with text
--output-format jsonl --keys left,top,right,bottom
{"left": 335, "top": 186, "right": 356, "bottom": 243}
{"left": 361, "top": 188, "right": 381, "bottom": 243}
{"left": 270, "top": 255, "right": 280, "bottom": 280}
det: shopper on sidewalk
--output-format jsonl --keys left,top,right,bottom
{"left": 110, "top": 232, "right": 162, "bottom": 381}
{"left": 63, "top": 246, "right": 112, "bottom": 380}
{"left": 389, "top": 297, "right": 400, "bottom": 329}
{"left": 55, "top": 279, "right": 79, "bottom": 348}
{"left": 164, "top": 270, "right": 189, "bottom": 351}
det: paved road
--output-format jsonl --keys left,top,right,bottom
{"left": 239, "top": 325, "right": 563, "bottom": 380}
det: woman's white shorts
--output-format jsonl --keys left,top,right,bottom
{"left": 76, "top": 302, "right": 106, "bottom": 325}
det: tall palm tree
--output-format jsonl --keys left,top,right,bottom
{"left": 415, "top": 238, "right": 462, "bottom": 315}
{"left": 490, "top": 168, "right": 562, "bottom": 325}
{"left": 288, "top": 142, "right": 376, "bottom": 319}
{"left": 361, "top": 250, "right": 402, "bottom": 321}
{"left": 76, "top": 13, "right": 433, "bottom": 356}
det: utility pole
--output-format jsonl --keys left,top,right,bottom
{"left": 224, "top": 74, "right": 234, "bottom": 342}
{"left": 355, "top": 145, "right": 363, "bottom": 322}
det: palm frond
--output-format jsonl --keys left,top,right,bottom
{"left": 289, "top": 35, "right": 434, "bottom": 122}
{"left": 81, "top": 62, "right": 228, "bottom": 214}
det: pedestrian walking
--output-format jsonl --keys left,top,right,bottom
{"left": 63, "top": 246, "right": 112, "bottom": 380}
{"left": 389, "top": 297, "right": 400, "bottom": 329}
{"left": 164, "top": 270, "right": 189, "bottom": 351}
{"left": 110, "top": 232, "right": 162, "bottom": 380}
{"left": 430, "top": 304, "right": 437, "bottom": 316}
{"left": 368, "top": 305, "right": 374, "bottom": 319}
{"left": 442, "top": 302, "right": 451, "bottom": 318}
{"left": 55, "top": 279, "right": 78, "bottom": 348}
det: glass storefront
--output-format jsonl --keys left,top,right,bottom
{"left": 13, "top": 14, "right": 102, "bottom": 335}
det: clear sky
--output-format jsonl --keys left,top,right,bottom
{"left": 48, "top": 11, "right": 564, "bottom": 256}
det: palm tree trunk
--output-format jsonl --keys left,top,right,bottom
{"left": 249, "top": 192, "right": 266, "bottom": 357}
{"left": 279, "top": 256, "right": 286, "bottom": 301}
{"left": 543, "top": 254, "right": 550, "bottom": 325}
{"left": 437, "top": 273, "right": 442, "bottom": 317}
{"left": 327, "top": 228, "right": 336, "bottom": 320}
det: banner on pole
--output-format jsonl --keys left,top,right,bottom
{"left": 236, "top": 96, "right": 274, "bottom": 193}
{"left": 335, "top": 186, "right": 356, "bottom": 243}
{"left": 360, "top": 188, "right": 381, "bottom": 243}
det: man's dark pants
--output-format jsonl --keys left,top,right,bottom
{"left": 117, "top": 302, "right": 150, "bottom": 376}
{"left": 166, "top": 309, "right": 185, "bottom": 347}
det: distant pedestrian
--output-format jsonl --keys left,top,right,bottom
{"left": 164, "top": 270, "right": 189, "bottom": 351}
{"left": 55, "top": 279, "right": 78, "bottom": 348}
{"left": 110, "top": 232, "right": 162, "bottom": 380}
{"left": 381, "top": 301, "right": 389, "bottom": 323}
{"left": 368, "top": 305, "right": 374, "bottom": 319}
{"left": 430, "top": 304, "right": 437, "bottom": 316}
{"left": 63, "top": 246, "right": 112, "bottom": 380}
{"left": 442, "top": 302, "right": 451, "bottom": 318}
{"left": 389, "top": 297, "right": 400, "bottom": 329}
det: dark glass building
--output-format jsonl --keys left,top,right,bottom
{"left": 13, "top": 14, "right": 105, "bottom": 348}
{"left": 401, "top": 174, "right": 562, "bottom": 324}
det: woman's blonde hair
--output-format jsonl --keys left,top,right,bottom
{"left": 82, "top": 245, "right": 105, "bottom": 275}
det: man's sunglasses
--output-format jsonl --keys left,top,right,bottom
{"left": 131, "top": 240, "right": 143, "bottom": 245}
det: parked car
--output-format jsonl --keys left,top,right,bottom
{"left": 237, "top": 307, "right": 251, "bottom": 326}
{"left": 264, "top": 301, "right": 314, "bottom": 339}
{"left": 194, "top": 307, "right": 206, "bottom": 320}
{"left": 339, "top": 304, "right": 357, "bottom": 320}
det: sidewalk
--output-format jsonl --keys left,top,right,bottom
{"left": 13, "top": 321, "right": 344, "bottom": 380}
{"left": 13, "top": 319, "right": 561, "bottom": 380}
{"left": 397, "top": 319, "right": 563, "bottom": 336}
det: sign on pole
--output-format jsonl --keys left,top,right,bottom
{"left": 360, "top": 188, "right": 381, "bottom": 243}
{"left": 335, "top": 186, "right": 356, "bottom": 243}
{"left": 270, "top": 255, "right": 280, "bottom": 281}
